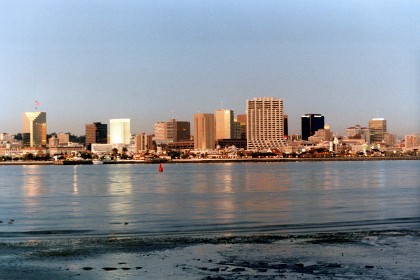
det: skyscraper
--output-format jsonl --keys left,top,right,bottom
{"left": 194, "top": 113, "right": 215, "bottom": 150}
{"left": 22, "top": 112, "right": 47, "bottom": 147}
{"left": 215, "top": 109, "right": 234, "bottom": 140}
{"left": 110, "top": 119, "right": 131, "bottom": 145}
{"left": 86, "top": 122, "right": 108, "bottom": 148}
{"left": 246, "top": 97, "right": 286, "bottom": 150}
{"left": 369, "top": 118, "right": 387, "bottom": 143}
{"left": 301, "top": 114, "right": 325, "bottom": 140}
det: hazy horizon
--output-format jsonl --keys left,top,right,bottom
{"left": 1, "top": 1, "right": 419, "bottom": 137}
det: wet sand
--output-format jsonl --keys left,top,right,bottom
{"left": 0, "top": 231, "right": 419, "bottom": 279}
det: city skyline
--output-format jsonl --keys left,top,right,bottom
{"left": 1, "top": 1, "right": 419, "bottom": 136}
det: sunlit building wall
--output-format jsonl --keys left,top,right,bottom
{"left": 86, "top": 122, "right": 108, "bottom": 148}
{"left": 369, "top": 118, "right": 387, "bottom": 143}
{"left": 194, "top": 113, "right": 215, "bottom": 150}
{"left": 22, "top": 112, "right": 47, "bottom": 147}
{"left": 246, "top": 97, "right": 286, "bottom": 150}
{"left": 215, "top": 109, "right": 234, "bottom": 140}
{"left": 110, "top": 119, "right": 131, "bottom": 145}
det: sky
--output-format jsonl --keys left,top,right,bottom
{"left": 1, "top": 0, "right": 419, "bottom": 137}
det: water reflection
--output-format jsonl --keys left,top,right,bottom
{"left": 23, "top": 165, "right": 44, "bottom": 197}
{"left": 73, "top": 166, "right": 78, "bottom": 193}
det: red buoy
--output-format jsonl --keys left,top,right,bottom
{"left": 158, "top": 163, "right": 163, "bottom": 172}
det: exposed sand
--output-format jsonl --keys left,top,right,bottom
{"left": 0, "top": 231, "right": 419, "bottom": 279}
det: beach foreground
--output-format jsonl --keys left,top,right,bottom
{"left": 0, "top": 231, "right": 419, "bottom": 279}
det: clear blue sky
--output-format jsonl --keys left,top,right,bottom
{"left": 1, "top": 0, "right": 419, "bottom": 137}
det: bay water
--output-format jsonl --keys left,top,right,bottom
{"left": 0, "top": 160, "right": 419, "bottom": 239}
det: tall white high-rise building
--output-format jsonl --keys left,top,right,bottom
{"left": 110, "top": 119, "right": 131, "bottom": 145}
{"left": 246, "top": 97, "right": 286, "bottom": 150}
{"left": 22, "top": 112, "right": 47, "bottom": 147}
{"left": 215, "top": 109, "right": 234, "bottom": 140}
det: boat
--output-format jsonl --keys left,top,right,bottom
{"left": 92, "top": 159, "right": 103, "bottom": 165}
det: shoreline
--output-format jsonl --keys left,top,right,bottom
{"left": 0, "top": 156, "right": 419, "bottom": 166}
{"left": 0, "top": 230, "right": 418, "bottom": 279}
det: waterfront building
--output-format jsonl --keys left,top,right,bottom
{"left": 236, "top": 114, "right": 247, "bottom": 139}
{"left": 215, "top": 109, "right": 234, "bottom": 140}
{"left": 283, "top": 114, "right": 289, "bottom": 139}
{"left": 368, "top": 118, "right": 387, "bottom": 143}
{"left": 308, "top": 124, "right": 333, "bottom": 143}
{"left": 346, "top": 124, "right": 370, "bottom": 143}
{"left": 301, "top": 114, "right": 325, "bottom": 140}
{"left": 154, "top": 119, "right": 190, "bottom": 144}
{"left": 135, "top": 132, "right": 148, "bottom": 152}
{"left": 246, "top": 97, "right": 286, "bottom": 150}
{"left": 86, "top": 122, "right": 108, "bottom": 148}
{"left": 110, "top": 119, "right": 131, "bottom": 145}
{"left": 57, "top": 133, "right": 69, "bottom": 145}
{"left": 404, "top": 134, "right": 420, "bottom": 151}
{"left": 194, "top": 113, "right": 215, "bottom": 150}
{"left": 22, "top": 112, "right": 47, "bottom": 147}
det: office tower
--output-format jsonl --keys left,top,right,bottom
{"left": 86, "top": 122, "right": 108, "bottom": 148}
{"left": 110, "top": 119, "right": 131, "bottom": 145}
{"left": 154, "top": 119, "right": 190, "bottom": 144}
{"left": 236, "top": 114, "right": 247, "bottom": 139}
{"left": 301, "top": 114, "right": 325, "bottom": 140}
{"left": 246, "top": 97, "right": 286, "bottom": 150}
{"left": 135, "top": 132, "right": 148, "bottom": 152}
{"left": 22, "top": 112, "right": 47, "bottom": 147}
{"left": 215, "top": 109, "right": 234, "bottom": 140}
{"left": 194, "top": 113, "right": 215, "bottom": 150}
{"left": 369, "top": 118, "right": 387, "bottom": 143}
{"left": 283, "top": 114, "right": 289, "bottom": 139}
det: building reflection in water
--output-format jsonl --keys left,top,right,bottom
{"left": 23, "top": 165, "right": 44, "bottom": 197}
{"left": 107, "top": 167, "right": 133, "bottom": 225}
{"left": 73, "top": 165, "right": 78, "bottom": 193}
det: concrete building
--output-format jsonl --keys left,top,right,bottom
{"left": 346, "top": 124, "right": 370, "bottom": 143}
{"left": 110, "top": 119, "right": 131, "bottom": 145}
{"left": 369, "top": 118, "right": 387, "bottom": 143}
{"left": 194, "top": 113, "right": 215, "bottom": 150}
{"left": 246, "top": 97, "right": 286, "bottom": 150}
{"left": 22, "top": 112, "right": 47, "bottom": 147}
{"left": 404, "top": 134, "right": 420, "bottom": 151}
{"left": 86, "top": 122, "right": 108, "bottom": 148}
{"left": 154, "top": 119, "right": 190, "bottom": 144}
{"left": 308, "top": 125, "right": 333, "bottom": 143}
{"left": 301, "top": 114, "right": 324, "bottom": 141}
{"left": 57, "top": 133, "right": 70, "bottom": 145}
{"left": 135, "top": 132, "right": 148, "bottom": 152}
{"left": 215, "top": 109, "right": 234, "bottom": 140}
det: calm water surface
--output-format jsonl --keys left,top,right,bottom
{"left": 0, "top": 161, "right": 419, "bottom": 238}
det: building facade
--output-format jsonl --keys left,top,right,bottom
{"left": 110, "top": 119, "right": 131, "bottom": 145}
{"left": 154, "top": 119, "right": 190, "bottom": 144}
{"left": 215, "top": 109, "right": 234, "bottom": 140}
{"left": 22, "top": 112, "right": 47, "bottom": 147}
{"left": 194, "top": 113, "right": 215, "bottom": 150}
{"left": 301, "top": 114, "right": 325, "bottom": 141}
{"left": 369, "top": 118, "right": 387, "bottom": 143}
{"left": 85, "top": 122, "right": 108, "bottom": 148}
{"left": 246, "top": 97, "right": 286, "bottom": 150}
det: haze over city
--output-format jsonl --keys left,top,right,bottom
{"left": 1, "top": 1, "right": 419, "bottom": 137}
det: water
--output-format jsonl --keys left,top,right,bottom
{"left": 0, "top": 160, "right": 419, "bottom": 238}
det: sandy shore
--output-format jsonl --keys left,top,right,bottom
{"left": 0, "top": 231, "right": 418, "bottom": 279}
